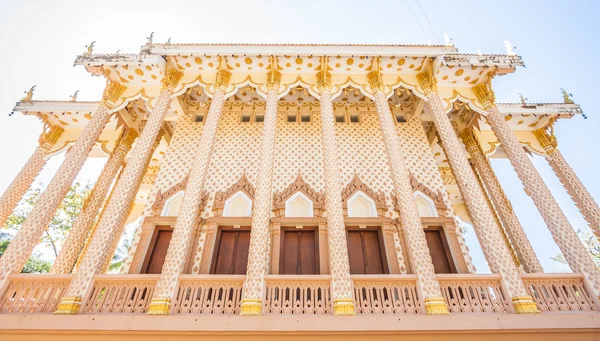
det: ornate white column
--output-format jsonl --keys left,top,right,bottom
{"left": 474, "top": 81, "right": 600, "bottom": 296}
{"left": 534, "top": 124, "right": 600, "bottom": 238}
{"left": 460, "top": 128, "right": 544, "bottom": 273}
{"left": 51, "top": 128, "right": 136, "bottom": 274}
{"left": 0, "top": 123, "right": 63, "bottom": 227}
{"left": 101, "top": 129, "right": 164, "bottom": 273}
{"left": 0, "top": 82, "right": 126, "bottom": 291}
{"left": 316, "top": 62, "right": 355, "bottom": 316}
{"left": 417, "top": 68, "right": 539, "bottom": 313}
{"left": 147, "top": 66, "right": 230, "bottom": 315}
{"left": 54, "top": 71, "right": 182, "bottom": 314}
{"left": 240, "top": 60, "right": 280, "bottom": 316}
{"left": 368, "top": 63, "right": 448, "bottom": 314}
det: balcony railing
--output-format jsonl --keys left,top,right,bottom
{"left": 172, "top": 275, "right": 245, "bottom": 315}
{"left": 352, "top": 275, "right": 421, "bottom": 314}
{"left": 0, "top": 274, "right": 71, "bottom": 314}
{"left": 437, "top": 274, "right": 511, "bottom": 313}
{"left": 522, "top": 273, "right": 597, "bottom": 312}
{"left": 82, "top": 274, "right": 158, "bottom": 314}
{"left": 0, "top": 273, "right": 598, "bottom": 316}
{"left": 264, "top": 275, "right": 331, "bottom": 315}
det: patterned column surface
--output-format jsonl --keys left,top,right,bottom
{"left": 0, "top": 124, "right": 63, "bottom": 227}
{"left": 0, "top": 104, "right": 113, "bottom": 288}
{"left": 485, "top": 106, "right": 600, "bottom": 296}
{"left": 534, "top": 126, "right": 600, "bottom": 238}
{"left": 425, "top": 90, "right": 538, "bottom": 313}
{"left": 55, "top": 88, "right": 174, "bottom": 314}
{"left": 372, "top": 89, "right": 447, "bottom": 315}
{"left": 147, "top": 86, "right": 227, "bottom": 315}
{"left": 240, "top": 86, "right": 279, "bottom": 316}
{"left": 51, "top": 129, "right": 134, "bottom": 274}
{"left": 101, "top": 131, "right": 162, "bottom": 274}
{"left": 319, "top": 87, "right": 355, "bottom": 316}
{"left": 461, "top": 129, "right": 544, "bottom": 274}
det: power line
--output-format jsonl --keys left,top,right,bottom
{"left": 416, "top": 0, "right": 441, "bottom": 45}
{"left": 405, "top": 0, "right": 429, "bottom": 43}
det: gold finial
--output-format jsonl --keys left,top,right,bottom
{"left": 316, "top": 56, "right": 331, "bottom": 90}
{"left": 266, "top": 55, "right": 281, "bottom": 89}
{"left": 214, "top": 56, "right": 232, "bottom": 89}
{"left": 101, "top": 81, "right": 127, "bottom": 108}
{"left": 147, "top": 32, "right": 154, "bottom": 44}
{"left": 472, "top": 74, "right": 496, "bottom": 109}
{"left": 518, "top": 93, "right": 527, "bottom": 105}
{"left": 21, "top": 85, "right": 36, "bottom": 103}
{"left": 162, "top": 68, "right": 184, "bottom": 91}
{"left": 416, "top": 60, "right": 437, "bottom": 95}
{"left": 367, "top": 56, "right": 383, "bottom": 91}
{"left": 84, "top": 41, "right": 95, "bottom": 55}
{"left": 70, "top": 90, "right": 79, "bottom": 102}
{"left": 560, "top": 88, "right": 574, "bottom": 104}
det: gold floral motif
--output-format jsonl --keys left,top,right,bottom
{"left": 38, "top": 124, "right": 64, "bottom": 150}
{"left": 266, "top": 55, "right": 281, "bottom": 89}
{"left": 472, "top": 79, "right": 496, "bottom": 110}
{"left": 424, "top": 296, "right": 449, "bottom": 315}
{"left": 333, "top": 298, "right": 356, "bottom": 316}
{"left": 102, "top": 81, "right": 127, "bottom": 108}
{"left": 316, "top": 56, "right": 331, "bottom": 90}
{"left": 162, "top": 69, "right": 184, "bottom": 91}
{"left": 512, "top": 295, "right": 540, "bottom": 314}
{"left": 240, "top": 298, "right": 262, "bottom": 316}
{"left": 532, "top": 118, "right": 558, "bottom": 152}
{"left": 416, "top": 68, "right": 437, "bottom": 95}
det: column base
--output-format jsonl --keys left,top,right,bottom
{"left": 147, "top": 298, "right": 171, "bottom": 315}
{"left": 424, "top": 297, "right": 450, "bottom": 315}
{"left": 54, "top": 296, "right": 82, "bottom": 315}
{"left": 512, "top": 295, "right": 540, "bottom": 314}
{"left": 240, "top": 298, "right": 262, "bottom": 316}
{"left": 333, "top": 298, "right": 356, "bottom": 316}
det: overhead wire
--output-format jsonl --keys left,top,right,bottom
{"left": 416, "top": 0, "right": 442, "bottom": 45}
{"left": 405, "top": 0, "right": 429, "bottom": 43}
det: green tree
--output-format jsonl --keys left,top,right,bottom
{"left": 2, "top": 182, "right": 92, "bottom": 272}
{"left": 552, "top": 229, "right": 600, "bottom": 267}
{"left": 107, "top": 233, "right": 133, "bottom": 273}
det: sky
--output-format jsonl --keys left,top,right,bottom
{"left": 0, "top": 0, "right": 598, "bottom": 272}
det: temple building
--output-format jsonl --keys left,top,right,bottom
{"left": 0, "top": 41, "right": 598, "bottom": 340}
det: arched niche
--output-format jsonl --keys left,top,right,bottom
{"left": 223, "top": 191, "right": 253, "bottom": 217}
{"left": 213, "top": 174, "right": 256, "bottom": 217}
{"left": 160, "top": 190, "right": 184, "bottom": 217}
{"left": 341, "top": 175, "right": 387, "bottom": 217}
{"left": 273, "top": 174, "right": 324, "bottom": 217}
{"left": 413, "top": 191, "right": 438, "bottom": 218}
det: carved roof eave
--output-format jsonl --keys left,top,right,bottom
{"left": 14, "top": 100, "right": 100, "bottom": 115}
{"left": 341, "top": 175, "right": 387, "bottom": 210}
{"left": 273, "top": 174, "right": 325, "bottom": 209}
{"left": 496, "top": 103, "right": 583, "bottom": 117}
{"left": 144, "top": 43, "right": 458, "bottom": 57}
{"left": 74, "top": 53, "right": 165, "bottom": 76}
{"left": 442, "top": 54, "right": 524, "bottom": 75}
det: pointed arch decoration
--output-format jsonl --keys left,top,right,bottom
{"left": 273, "top": 174, "right": 325, "bottom": 217}
{"left": 213, "top": 174, "right": 255, "bottom": 217}
{"left": 341, "top": 174, "right": 387, "bottom": 217}
{"left": 151, "top": 175, "right": 205, "bottom": 217}
{"left": 393, "top": 174, "right": 448, "bottom": 217}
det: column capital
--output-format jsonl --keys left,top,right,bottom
{"left": 38, "top": 122, "right": 64, "bottom": 150}
{"left": 458, "top": 127, "right": 479, "bottom": 152}
{"left": 532, "top": 121, "right": 558, "bottom": 153}
{"left": 266, "top": 55, "right": 281, "bottom": 90}
{"left": 102, "top": 81, "right": 127, "bottom": 109}
{"left": 367, "top": 56, "right": 384, "bottom": 92}
{"left": 215, "top": 56, "right": 231, "bottom": 90}
{"left": 472, "top": 80, "right": 496, "bottom": 110}
{"left": 120, "top": 128, "right": 138, "bottom": 150}
{"left": 416, "top": 68, "right": 437, "bottom": 95}
{"left": 162, "top": 68, "right": 184, "bottom": 92}
{"left": 316, "top": 56, "right": 331, "bottom": 91}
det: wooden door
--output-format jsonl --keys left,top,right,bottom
{"left": 212, "top": 229, "right": 250, "bottom": 274}
{"left": 346, "top": 229, "right": 386, "bottom": 274}
{"left": 424, "top": 227, "right": 455, "bottom": 274}
{"left": 281, "top": 229, "right": 318, "bottom": 274}
{"left": 144, "top": 228, "right": 172, "bottom": 274}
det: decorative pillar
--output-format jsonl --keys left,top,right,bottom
{"left": 474, "top": 81, "right": 600, "bottom": 296}
{"left": 54, "top": 70, "right": 182, "bottom": 315}
{"left": 368, "top": 60, "right": 448, "bottom": 314}
{"left": 417, "top": 67, "right": 538, "bottom": 313}
{"left": 51, "top": 128, "right": 136, "bottom": 274}
{"left": 315, "top": 59, "right": 355, "bottom": 315}
{"left": 0, "top": 82, "right": 125, "bottom": 290}
{"left": 460, "top": 128, "right": 544, "bottom": 273}
{"left": 269, "top": 223, "right": 281, "bottom": 274}
{"left": 147, "top": 64, "right": 230, "bottom": 315}
{"left": 100, "top": 129, "right": 163, "bottom": 273}
{"left": 0, "top": 123, "right": 63, "bottom": 227}
{"left": 534, "top": 123, "right": 600, "bottom": 238}
{"left": 240, "top": 58, "right": 280, "bottom": 316}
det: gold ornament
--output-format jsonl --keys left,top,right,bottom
{"left": 512, "top": 296, "right": 540, "bottom": 314}
{"left": 101, "top": 81, "right": 127, "bottom": 108}
{"left": 266, "top": 55, "right": 281, "bottom": 89}
{"left": 162, "top": 68, "right": 184, "bottom": 91}
{"left": 333, "top": 298, "right": 356, "bottom": 316}
{"left": 560, "top": 88, "right": 575, "bottom": 104}
{"left": 147, "top": 297, "right": 171, "bottom": 315}
{"left": 21, "top": 85, "right": 36, "bottom": 103}
{"left": 84, "top": 41, "right": 95, "bottom": 55}
{"left": 416, "top": 68, "right": 437, "bottom": 95}
{"left": 54, "top": 296, "right": 82, "bottom": 315}
{"left": 424, "top": 297, "right": 450, "bottom": 315}
{"left": 240, "top": 298, "right": 262, "bottom": 316}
